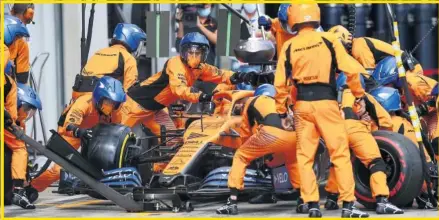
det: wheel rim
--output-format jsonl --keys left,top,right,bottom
{"left": 380, "top": 148, "right": 399, "bottom": 187}
{"left": 354, "top": 147, "right": 400, "bottom": 191}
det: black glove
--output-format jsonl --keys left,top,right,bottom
{"left": 230, "top": 71, "right": 257, "bottom": 85}
{"left": 401, "top": 51, "right": 418, "bottom": 72}
{"left": 199, "top": 93, "right": 213, "bottom": 103}
{"left": 67, "top": 124, "right": 93, "bottom": 140}
{"left": 416, "top": 102, "right": 431, "bottom": 117}
{"left": 4, "top": 110, "right": 13, "bottom": 127}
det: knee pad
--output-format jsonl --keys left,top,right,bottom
{"left": 368, "top": 158, "right": 386, "bottom": 174}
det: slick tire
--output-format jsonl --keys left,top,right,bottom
{"left": 353, "top": 130, "right": 424, "bottom": 209}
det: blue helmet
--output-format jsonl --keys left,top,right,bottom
{"left": 179, "top": 32, "right": 210, "bottom": 68}
{"left": 254, "top": 84, "right": 276, "bottom": 98}
{"left": 4, "top": 15, "right": 30, "bottom": 46}
{"left": 278, "top": 4, "right": 295, "bottom": 35}
{"left": 431, "top": 84, "right": 438, "bottom": 97}
{"left": 112, "top": 23, "right": 147, "bottom": 54}
{"left": 369, "top": 86, "right": 402, "bottom": 112}
{"left": 336, "top": 72, "right": 366, "bottom": 91}
{"left": 5, "top": 60, "right": 14, "bottom": 76}
{"left": 236, "top": 83, "right": 254, "bottom": 91}
{"left": 372, "top": 56, "right": 402, "bottom": 87}
{"left": 92, "top": 76, "right": 127, "bottom": 114}
{"left": 17, "top": 83, "right": 42, "bottom": 110}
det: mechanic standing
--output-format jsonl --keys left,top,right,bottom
{"left": 322, "top": 73, "right": 404, "bottom": 215}
{"left": 371, "top": 86, "right": 437, "bottom": 209}
{"left": 119, "top": 32, "right": 256, "bottom": 136}
{"left": 274, "top": 3, "right": 369, "bottom": 217}
{"left": 3, "top": 15, "right": 36, "bottom": 209}
{"left": 8, "top": 4, "right": 35, "bottom": 84}
{"left": 31, "top": 77, "right": 127, "bottom": 192}
{"left": 71, "top": 23, "right": 146, "bottom": 100}
{"left": 216, "top": 84, "right": 300, "bottom": 215}
{"left": 258, "top": 4, "right": 323, "bottom": 60}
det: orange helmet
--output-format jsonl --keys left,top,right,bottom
{"left": 328, "top": 25, "right": 353, "bottom": 46}
{"left": 287, "top": 3, "right": 320, "bottom": 32}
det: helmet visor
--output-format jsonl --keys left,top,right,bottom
{"left": 183, "top": 45, "right": 208, "bottom": 68}
{"left": 132, "top": 40, "right": 146, "bottom": 59}
{"left": 18, "top": 103, "right": 37, "bottom": 122}
{"left": 280, "top": 20, "right": 297, "bottom": 35}
{"left": 99, "top": 98, "right": 122, "bottom": 116}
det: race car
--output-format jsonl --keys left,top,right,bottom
{"left": 48, "top": 87, "right": 427, "bottom": 212}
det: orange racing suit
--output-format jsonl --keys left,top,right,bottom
{"left": 351, "top": 37, "right": 423, "bottom": 77}
{"left": 4, "top": 72, "right": 28, "bottom": 182}
{"left": 228, "top": 95, "right": 300, "bottom": 191}
{"left": 32, "top": 94, "right": 120, "bottom": 192}
{"left": 72, "top": 44, "right": 139, "bottom": 100}
{"left": 403, "top": 72, "right": 438, "bottom": 142}
{"left": 325, "top": 90, "right": 393, "bottom": 198}
{"left": 275, "top": 28, "right": 366, "bottom": 203}
{"left": 8, "top": 37, "right": 30, "bottom": 84}
{"left": 120, "top": 55, "right": 235, "bottom": 135}
{"left": 391, "top": 115, "right": 432, "bottom": 163}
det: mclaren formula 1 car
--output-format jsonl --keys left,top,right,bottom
{"left": 51, "top": 88, "right": 432, "bottom": 212}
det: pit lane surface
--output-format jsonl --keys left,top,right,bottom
{"left": 5, "top": 188, "right": 438, "bottom": 218}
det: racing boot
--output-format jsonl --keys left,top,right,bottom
{"left": 341, "top": 201, "right": 369, "bottom": 218}
{"left": 415, "top": 192, "right": 437, "bottom": 209}
{"left": 324, "top": 193, "right": 340, "bottom": 210}
{"left": 248, "top": 193, "right": 277, "bottom": 204}
{"left": 375, "top": 196, "right": 404, "bottom": 214}
{"left": 308, "top": 202, "right": 322, "bottom": 218}
{"left": 12, "top": 187, "right": 36, "bottom": 209}
{"left": 216, "top": 197, "right": 238, "bottom": 215}
{"left": 296, "top": 197, "right": 310, "bottom": 214}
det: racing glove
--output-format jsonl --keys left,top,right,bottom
{"left": 4, "top": 110, "right": 13, "bottom": 127}
{"left": 199, "top": 93, "right": 213, "bottom": 103}
{"left": 401, "top": 51, "right": 418, "bottom": 72}
{"left": 258, "top": 16, "right": 272, "bottom": 30}
{"left": 416, "top": 99, "right": 436, "bottom": 117}
{"left": 67, "top": 124, "right": 93, "bottom": 140}
{"left": 230, "top": 71, "right": 257, "bottom": 85}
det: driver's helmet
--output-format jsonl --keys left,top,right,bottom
{"left": 254, "top": 84, "right": 276, "bottom": 98}
{"left": 4, "top": 15, "right": 30, "bottom": 46}
{"left": 369, "top": 86, "right": 402, "bottom": 113}
{"left": 111, "top": 23, "right": 147, "bottom": 59}
{"left": 336, "top": 72, "right": 366, "bottom": 91}
{"left": 17, "top": 83, "right": 42, "bottom": 122}
{"left": 179, "top": 32, "right": 210, "bottom": 69}
{"left": 372, "top": 56, "right": 402, "bottom": 88}
{"left": 92, "top": 76, "right": 127, "bottom": 116}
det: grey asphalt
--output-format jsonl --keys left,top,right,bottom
{"left": 4, "top": 188, "right": 438, "bottom": 218}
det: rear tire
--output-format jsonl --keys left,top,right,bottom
{"left": 353, "top": 130, "right": 424, "bottom": 209}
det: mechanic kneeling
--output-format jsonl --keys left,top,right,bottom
{"left": 323, "top": 73, "right": 404, "bottom": 215}
{"left": 371, "top": 86, "right": 437, "bottom": 209}
{"left": 31, "top": 76, "right": 126, "bottom": 192}
{"left": 119, "top": 32, "right": 257, "bottom": 135}
{"left": 216, "top": 84, "right": 299, "bottom": 215}
{"left": 4, "top": 15, "right": 36, "bottom": 210}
